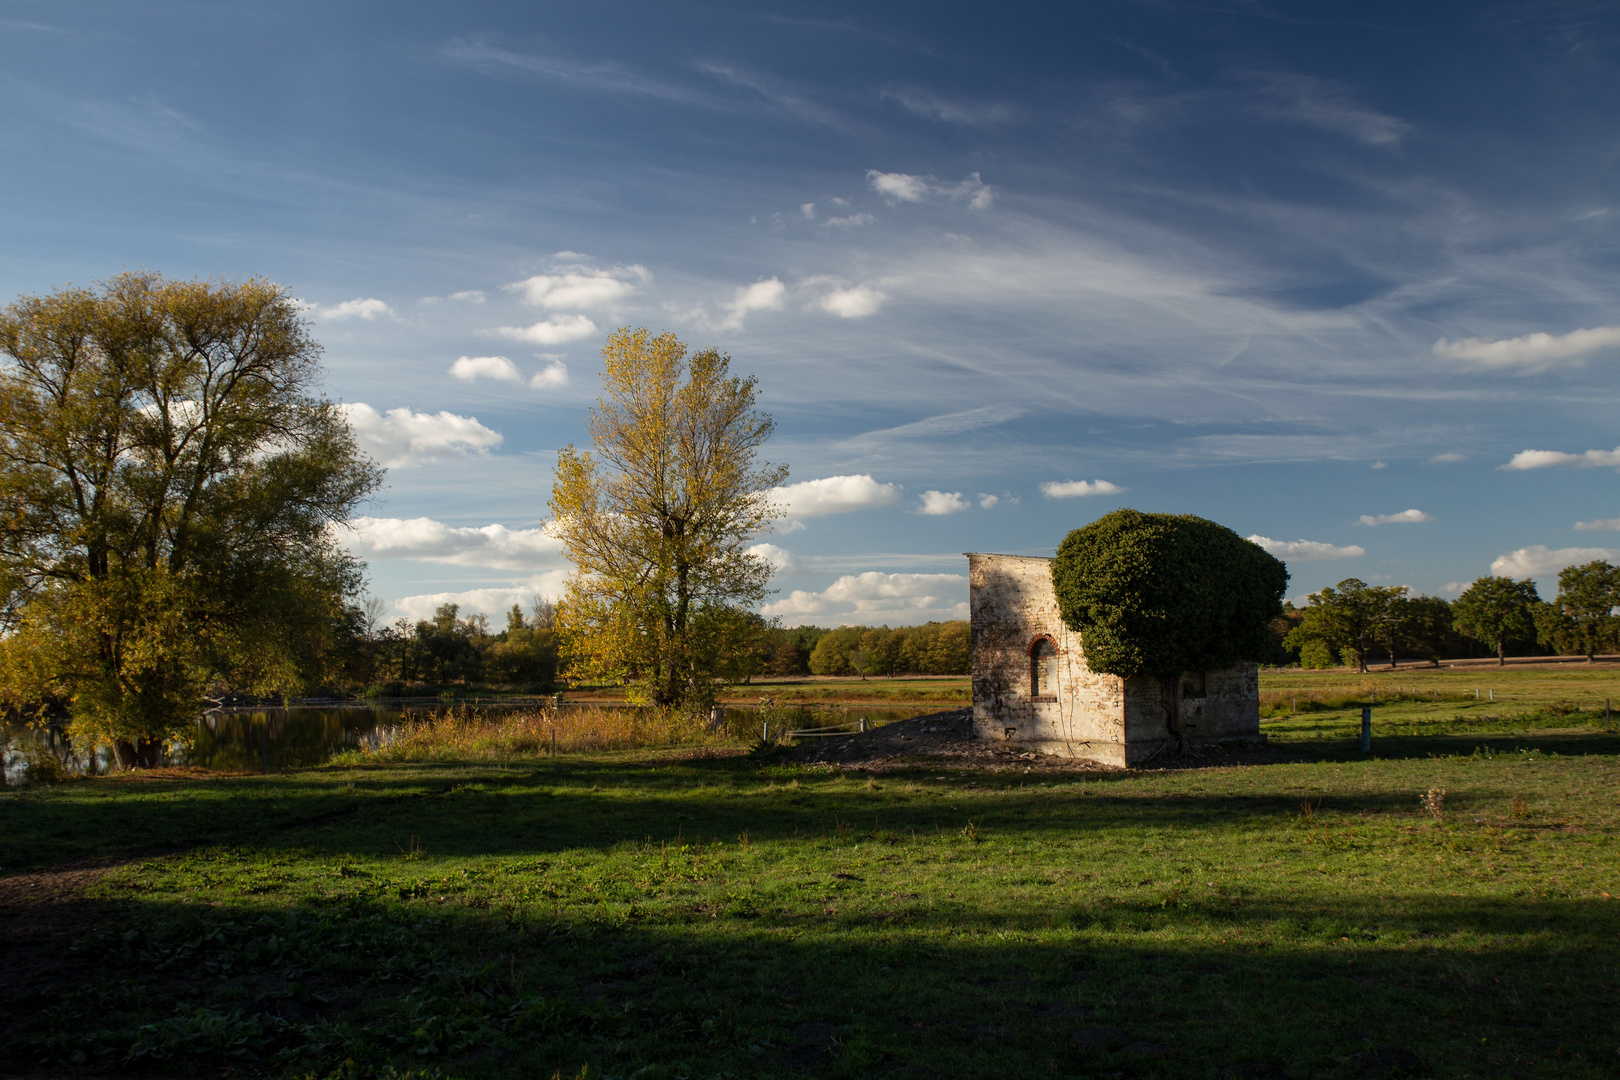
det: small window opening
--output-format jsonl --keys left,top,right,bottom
{"left": 1181, "top": 671, "right": 1207, "bottom": 699}
{"left": 1031, "top": 638, "right": 1057, "bottom": 698}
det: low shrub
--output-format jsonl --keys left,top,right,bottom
{"left": 20, "top": 746, "right": 69, "bottom": 785}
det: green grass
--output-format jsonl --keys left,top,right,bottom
{"left": 3, "top": 678, "right": 1618, "bottom": 1078}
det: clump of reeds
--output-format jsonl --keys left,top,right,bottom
{"left": 343, "top": 704, "right": 728, "bottom": 763}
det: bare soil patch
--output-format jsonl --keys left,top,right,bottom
{"left": 777, "top": 708, "right": 1301, "bottom": 773}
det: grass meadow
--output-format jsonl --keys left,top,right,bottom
{"left": 2, "top": 667, "right": 1617, "bottom": 1079}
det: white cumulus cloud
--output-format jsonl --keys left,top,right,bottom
{"left": 448, "top": 355, "right": 568, "bottom": 390}
{"left": 1247, "top": 535, "right": 1366, "bottom": 561}
{"left": 817, "top": 284, "right": 890, "bottom": 318}
{"left": 317, "top": 298, "right": 394, "bottom": 321}
{"left": 746, "top": 542, "right": 795, "bottom": 571}
{"left": 917, "top": 490, "right": 969, "bottom": 515}
{"left": 393, "top": 576, "right": 571, "bottom": 623}
{"left": 530, "top": 361, "right": 569, "bottom": 389}
{"left": 508, "top": 265, "right": 647, "bottom": 309}
{"left": 345, "top": 517, "right": 565, "bottom": 572}
{"left": 1491, "top": 545, "right": 1620, "bottom": 578}
{"left": 1434, "top": 325, "right": 1620, "bottom": 371}
{"left": 449, "top": 290, "right": 486, "bottom": 304}
{"left": 339, "top": 403, "right": 503, "bottom": 468}
{"left": 867, "top": 170, "right": 930, "bottom": 202}
{"left": 761, "top": 571, "right": 969, "bottom": 626}
{"left": 1502, "top": 447, "right": 1620, "bottom": 471}
{"left": 1357, "top": 509, "right": 1435, "bottom": 526}
{"left": 978, "top": 493, "right": 999, "bottom": 510}
{"left": 866, "top": 169, "right": 993, "bottom": 208}
{"left": 1041, "top": 479, "right": 1124, "bottom": 498}
{"left": 450, "top": 355, "right": 525, "bottom": 384}
{"left": 488, "top": 314, "right": 599, "bottom": 345}
{"left": 720, "top": 278, "right": 786, "bottom": 330}
{"left": 768, "top": 474, "right": 902, "bottom": 518}
{"left": 1574, "top": 518, "right": 1620, "bottom": 531}
{"left": 824, "top": 212, "right": 876, "bottom": 228}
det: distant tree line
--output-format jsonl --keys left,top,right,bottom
{"left": 1276, "top": 561, "right": 1620, "bottom": 670}
{"left": 334, "top": 601, "right": 560, "bottom": 695}
{"left": 325, "top": 606, "right": 972, "bottom": 696}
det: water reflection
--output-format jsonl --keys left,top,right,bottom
{"left": 1, "top": 702, "right": 940, "bottom": 783}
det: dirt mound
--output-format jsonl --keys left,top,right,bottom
{"left": 776, "top": 708, "right": 1300, "bottom": 773}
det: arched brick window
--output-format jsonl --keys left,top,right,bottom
{"left": 1030, "top": 636, "right": 1057, "bottom": 699}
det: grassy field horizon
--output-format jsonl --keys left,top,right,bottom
{"left": 3, "top": 668, "right": 1617, "bottom": 1079}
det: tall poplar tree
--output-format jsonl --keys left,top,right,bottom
{"left": 549, "top": 328, "right": 786, "bottom": 710}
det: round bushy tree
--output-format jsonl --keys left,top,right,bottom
{"left": 1051, "top": 509, "right": 1288, "bottom": 744}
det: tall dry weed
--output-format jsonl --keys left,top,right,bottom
{"left": 347, "top": 704, "right": 725, "bottom": 762}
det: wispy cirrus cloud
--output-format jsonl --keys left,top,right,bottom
{"left": 444, "top": 40, "right": 727, "bottom": 111}
{"left": 694, "top": 61, "right": 846, "bottom": 128}
{"left": 823, "top": 212, "right": 876, "bottom": 229}
{"left": 1247, "top": 535, "right": 1365, "bottom": 561}
{"left": 882, "top": 86, "right": 1016, "bottom": 126}
{"left": 849, "top": 406, "right": 1026, "bottom": 444}
{"left": 1238, "top": 71, "right": 1410, "bottom": 146}
{"left": 1501, "top": 447, "right": 1620, "bottom": 471}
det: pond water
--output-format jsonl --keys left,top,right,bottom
{"left": 0, "top": 702, "right": 945, "bottom": 784}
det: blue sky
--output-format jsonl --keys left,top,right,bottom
{"left": 5, "top": 1, "right": 1620, "bottom": 625}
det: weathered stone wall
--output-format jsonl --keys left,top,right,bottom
{"left": 968, "top": 553, "right": 1128, "bottom": 766}
{"left": 968, "top": 552, "right": 1261, "bottom": 767}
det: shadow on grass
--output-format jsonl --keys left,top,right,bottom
{"left": 4, "top": 885, "right": 1615, "bottom": 1080}
{"left": 4, "top": 728, "right": 1617, "bottom": 872}
{"left": 1260, "top": 725, "right": 1620, "bottom": 764}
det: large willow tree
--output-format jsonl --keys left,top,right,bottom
{"left": 0, "top": 272, "right": 381, "bottom": 766}
{"left": 550, "top": 328, "right": 786, "bottom": 710}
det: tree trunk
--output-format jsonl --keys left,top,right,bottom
{"left": 1498, "top": 640, "right": 1506, "bottom": 667}
{"left": 1157, "top": 673, "right": 1184, "bottom": 750}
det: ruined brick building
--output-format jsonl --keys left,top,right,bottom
{"left": 967, "top": 553, "right": 1260, "bottom": 767}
